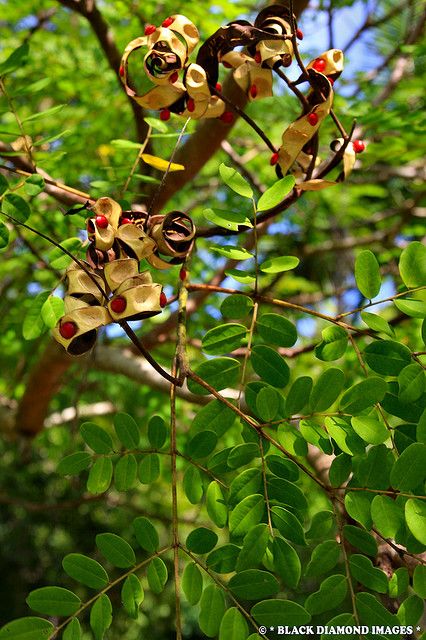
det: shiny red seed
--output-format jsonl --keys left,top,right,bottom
{"left": 254, "top": 51, "right": 261, "bottom": 64}
{"left": 119, "top": 65, "right": 125, "bottom": 77}
{"left": 249, "top": 84, "right": 258, "bottom": 98}
{"left": 352, "top": 139, "right": 365, "bottom": 153}
{"left": 215, "top": 82, "right": 222, "bottom": 92}
{"left": 327, "top": 76, "right": 335, "bottom": 85}
{"left": 223, "top": 61, "right": 232, "bottom": 69}
{"left": 169, "top": 71, "right": 179, "bottom": 83}
{"left": 179, "top": 267, "right": 187, "bottom": 281}
{"left": 95, "top": 215, "right": 109, "bottom": 228}
{"left": 187, "top": 98, "right": 195, "bottom": 112}
{"left": 144, "top": 24, "right": 156, "bottom": 35}
{"left": 160, "top": 291, "right": 167, "bottom": 308}
{"left": 120, "top": 217, "right": 133, "bottom": 225}
{"left": 313, "top": 58, "right": 326, "bottom": 72}
{"left": 307, "top": 112, "right": 318, "bottom": 126}
{"left": 111, "top": 296, "right": 127, "bottom": 313}
{"left": 60, "top": 321, "right": 77, "bottom": 340}
{"left": 160, "top": 108, "right": 171, "bottom": 121}
{"left": 270, "top": 152, "right": 279, "bottom": 166}
{"left": 220, "top": 111, "right": 233, "bottom": 124}
{"left": 162, "top": 17, "right": 174, "bottom": 28}
{"left": 296, "top": 28, "right": 304, "bottom": 40}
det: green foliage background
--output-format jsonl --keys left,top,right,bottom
{"left": 0, "top": 0, "right": 425, "bottom": 639}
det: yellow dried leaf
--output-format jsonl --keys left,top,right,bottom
{"left": 141, "top": 154, "right": 185, "bottom": 172}
{"left": 297, "top": 179, "right": 337, "bottom": 191}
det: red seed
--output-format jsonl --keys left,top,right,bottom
{"left": 160, "top": 291, "right": 167, "bottom": 308}
{"left": 187, "top": 98, "right": 195, "bottom": 112}
{"left": 169, "top": 71, "right": 179, "bottom": 83}
{"left": 179, "top": 267, "right": 187, "bottom": 281}
{"left": 296, "top": 28, "right": 304, "bottom": 40}
{"left": 352, "top": 139, "right": 365, "bottom": 153}
{"left": 111, "top": 296, "right": 127, "bottom": 314}
{"left": 119, "top": 65, "right": 125, "bottom": 77}
{"left": 313, "top": 58, "right": 326, "bottom": 72}
{"left": 162, "top": 17, "right": 174, "bottom": 28}
{"left": 60, "top": 321, "right": 77, "bottom": 340}
{"left": 95, "top": 215, "right": 109, "bottom": 229}
{"left": 120, "top": 217, "right": 133, "bottom": 225}
{"left": 160, "top": 108, "right": 171, "bottom": 121}
{"left": 307, "top": 112, "right": 319, "bottom": 126}
{"left": 220, "top": 111, "right": 233, "bottom": 124}
{"left": 215, "top": 82, "right": 222, "bottom": 92}
{"left": 270, "top": 152, "right": 279, "bottom": 166}
{"left": 222, "top": 61, "right": 232, "bottom": 69}
{"left": 249, "top": 84, "right": 258, "bottom": 98}
{"left": 144, "top": 24, "right": 156, "bottom": 35}
{"left": 327, "top": 76, "right": 335, "bottom": 85}
{"left": 254, "top": 51, "right": 261, "bottom": 64}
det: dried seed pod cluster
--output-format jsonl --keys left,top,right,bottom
{"left": 53, "top": 198, "right": 195, "bottom": 355}
{"left": 121, "top": 4, "right": 364, "bottom": 187}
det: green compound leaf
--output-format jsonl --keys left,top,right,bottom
{"left": 256, "top": 386, "right": 280, "bottom": 422}
{"left": 87, "top": 457, "right": 113, "bottom": 495}
{"left": 394, "top": 298, "right": 426, "bottom": 319}
{"left": 202, "top": 323, "right": 247, "bottom": 355}
{"left": 2, "top": 193, "right": 31, "bottom": 223}
{"left": 356, "top": 592, "right": 398, "bottom": 628}
{"left": 147, "top": 415, "right": 167, "bottom": 449}
{"left": 389, "top": 567, "right": 409, "bottom": 599}
{"left": 329, "top": 453, "right": 352, "bottom": 486}
{"left": 186, "top": 527, "right": 218, "bottom": 554}
{"left": 228, "top": 443, "right": 259, "bottom": 468}
{"left": 225, "top": 269, "right": 256, "bottom": 284}
{"left": 309, "top": 367, "right": 345, "bottom": 412}
{"left": 397, "top": 363, "right": 425, "bottom": 403}
{"left": 285, "top": 376, "right": 313, "bottom": 416}
{"left": 203, "top": 207, "right": 252, "bottom": 230}
{"left": 62, "top": 553, "right": 109, "bottom": 590}
{"left": 259, "top": 255, "right": 299, "bottom": 274}
{"left": 306, "top": 511, "right": 334, "bottom": 539}
{"left": 272, "top": 537, "right": 301, "bottom": 589}
{"left": 219, "top": 163, "right": 253, "bottom": 198}
{"left": 41, "top": 295, "right": 64, "bottom": 329}
{"left": 188, "top": 357, "right": 240, "bottom": 395}
{"left": 147, "top": 557, "right": 168, "bottom": 594}
{"left": 271, "top": 506, "right": 306, "bottom": 546}
{"left": 315, "top": 325, "right": 348, "bottom": 361}
{"left": 344, "top": 491, "right": 373, "bottom": 529}
{"left": 187, "top": 430, "right": 218, "bottom": 459}
{"left": 121, "top": 574, "right": 144, "bottom": 619}
{"left": 229, "top": 569, "right": 280, "bottom": 600}
{"left": 191, "top": 399, "right": 235, "bottom": 437}
{"left": 199, "top": 584, "right": 226, "bottom": 637}
{"left": 206, "top": 544, "right": 240, "bottom": 574}
{"left": 96, "top": 533, "right": 136, "bottom": 568}
{"left": 48, "top": 238, "right": 82, "bottom": 269}
{"left": 57, "top": 451, "right": 92, "bottom": 476}
{"left": 90, "top": 594, "right": 112, "bottom": 640}
{"left": 305, "top": 540, "right": 340, "bottom": 577}
{"left": 399, "top": 241, "right": 426, "bottom": 287}
{"left": 371, "top": 495, "right": 405, "bottom": 539}
{"left": 251, "top": 600, "right": 311, "bottom": 627}
{"left": 355, "top": 249, "right": 381, "bottom": 299}
{"left": 138, "top": 453, "right": 160, "bottom": 484}
{"left": 22, "top": 291, "right": 50, "bottom": 340}
{"left": 339, "top": 377, "right": 387, "bottom": 415}
{"left": 349, "top": 554, "right": 388, "bottom": 593}
{"left": 182, "top": 563, "right": 203, "bottom": 605}
{"left": 390, "top": 443, "right": 426, "bottom": 491}
{"left": 63, "top": 618, "right": 81, "bottom": 640}
{"left": 219, "top": 607, "right": 249, "bottom": 640}
{"left": 0, "top": 617, "right": 54, "bottom": 640}
{"left": 80, "top": 422, "right": 113, "bottom": 454}
{"left": 210, "top": 244, "right": 253, "bottom": 260}
{"left": 229, "top": 494, "right": 264, "bottom": 537}
{"left": 26, "top": 586, "right": 80, "bottom": 616}
{"left": 236, "top": 524, "right": 269, "bottom": 571}
{"left": 0, "top": 173, "right": 8, "bottom": 196}
{"left": 251, "top": 344, "right": 290, "bottom": 388}
{"left": 397, "top": 594, "right": 424, "bottom": 626}
{"left": 361, "top": 311, "right": 394, "bottom": 337}
{"left": 229, "top": 469, "right": 262, "bottom": 506}
{"left": 413, "top": 565, "right": 426, "bottom": 598}
{"left": 305, "top": 575, "right": 347, "bottom": 615}
{"left": 0, "top": 221, "right": 9, "bottom": 249}
{"left": 113, "top": 412, "right": 140, "bottom": 449}
{"left": 405, "top": 498, "right": 426, "bottom": 545}
{"left": 364, "top": 340, "right": 412, "bottom": 376}
{"left": 343, "top": 525, "right": 377, "bottom": 557}
{"left": 114, "top": 454, "right": 137, "bottom": 491}
{"left": 351, "top": 416, "right": 389, "bottom": 445}
{"left": 183, "top": 466, "right": 204, "bottom": 504}
{"left": 256, "top": 313, "right": 297, "bottom": 347}
{"left": 206, "top": 481, "right": 228, "bottom": 528}
{"left": 24, "top": 174, "right": 45, "bottom": 196}
{"left": 266, "top": 455, "right": 299, "bottom": 481}
{"left": 257, "top": 176, "right": 295, "bottom": 211}
{"left": 133, "top": 516, "right": 159, "bottom": 553}
{"left": 0, "top": 42, "right": 30, "bottom": 75}
{"left": 221, "top": 294, "right": 254, "bottom": 318}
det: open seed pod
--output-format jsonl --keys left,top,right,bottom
{"left": 52, "top": 303, "right": 112, "bottom": 356}
{"left": 253, "top": 5, "right": 294, "bottom": 67}
{"left": 116, "top": 222, "right": 157, "bottom": 261}
{"left": 86, "top": 197, "right": 122, "bottom": 252}
{"left": 107, "top": 272, "right": 163, "bottom": 321}
{"left": 103, "top": 258, "right": 140, "bottom": 292}
{"left": 65, "top": 262, "right": 106, "bottom": 304}
{"left": 182, "top": 64, "right": 225, "bottom": 119}
{"left": 147, "top": 211, "right": 195, "bottom": 267}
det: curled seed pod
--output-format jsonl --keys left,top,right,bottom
{"left": 148, "top": 211, "right": 195, "bottom": 264}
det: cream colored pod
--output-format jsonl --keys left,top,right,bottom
{"left": 116, "top": 223, "right": 157, "bottom": 261}
{"left": 104, "top": 260, "right": 163, "bottom": 322}
{"left": 86, "top": 197, "right": 121, "bottom": 253}
{"left": 183, "top": 64, "right": 225, "bottom": 119}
